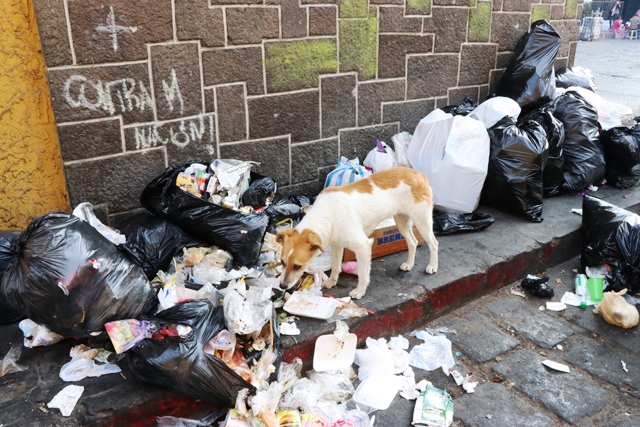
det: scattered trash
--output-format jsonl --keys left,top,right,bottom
{"left": 47, "top": 385, "right": 84, "bottom": 417}
{"left": 587, "top": 277, "right": 604, "bottom": 302}
{"left": 582, "top": 196, "right": 640, "bottom": 294}
{"left": 341, "top": 261, "right": 358, "bottom": 275}
{"left": 409, "top": 330, "right": 455, "bottom": 375}
{"left": 353, "top": 373, "right": 402, "bottom": 410}
{"left": 283, "top": 292, "right": 338, "bottom": 320}
{"left": 126, "top": 300, "right": 257, "bottom": 406}
{"left": 556, "top": 345, "right": 564, "bottom": 351}
{"left": 539, "top": 305, "right": 545, "bottom": 311}
{"left": 575, "top": 274, "right": 588, "bottom": 309}
{"left": 0, "top": 345, "right": 27, "bottom": 377}
{"left": 59, "top": 357, "right": 122, "bottom": 382}
{"left": 313, "top": 321, "right": 357, "bottom": 372}
{"left": 546, "top": 301, "right": 566, "bottom": 311}
{"left": 19, "top": 319, "right": 65, "bottom": 348}
{"left": 539, "top": 351, "right": 548, "bottom": 357}
{"left": 560, "top": 292, "right": 600, "bottom": 308}
{"left": 493, "top": 374, "right": 504, "bottom": 383}
{"left": 520, "top": 275, "right": 554, "bottom": 298}
{"left": 450, "top": 369, "right": 478, "bottom": 393}
{"left": 454, "top": 351, "right": 462, "bottom": 357}
{"left": 278, "top": 322, "right": 300, "bottom": 336}
{"left": 486, "top": 414, "right": 493, "bottom": 419}
{"left": 511, "top": 289, "right": 527, "bottom": 298}
{"left": 542, "top": 359, "right": 570, "bottom": 373}
{"left": 622, "top": 361, "right": 628, "bottom": 373}
{"left": 411, "top": 384, "right": 453, "bottom": 427}
{"left": 141, "top": 161, "right": 269, "bottom": 266}
{"left": 593, "top": 289, "right": 640, "bottom": 329}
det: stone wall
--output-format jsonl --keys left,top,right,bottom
{"left": 34, "top": 0, "right": 582, "bottom": 223}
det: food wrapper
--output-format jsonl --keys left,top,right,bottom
{"left": 105, "top": 319, "right": 156, "bottom": 354}
{"left": 412, "top": 385, "right": 453, "bottom": 427}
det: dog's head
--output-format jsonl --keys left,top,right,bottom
{"left": 276, "top": 228, "right": 324, "bottom": 290}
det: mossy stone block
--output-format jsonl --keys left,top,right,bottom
{"left": 407, "top": 0, "right": 431, "bottom": 14}
{"left": 265, "top": 39, "right": 338, "bottom": 92}
{"left": 532, "top": 5, "right": 551, "bottom": 23}
{"left": 339, "top": 17, "right": 378, "bottom": 80}
{"left": 468, "top": 2, "right": 492, "bottom": 42}
{"left": 339, "top": 0, "right": 368, "bottom": 18}
{"left": 565, "top": 0, "right": 577, "bottom": 19}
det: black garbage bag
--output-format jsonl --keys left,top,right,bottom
{"left": 0, "top": 213, "right": 155, "bottom": 338}
{"left": 519, "top": 106, "right": 565, "bottom": 197}
{"left": 495, "top": 20, "right": 562, "bottom": 114}
{"left": 555, "top": 66, "right": 597, "bottom": 92}
{"left": 599, "top": 123, "right": 640, "bottom": 189}
{"left": 119, "top": 212, "right": 206, "bottom": 280}
{"left": 442, "top": 97, "right": 478, "bottom": 116}
{"left": 141, "top": 162, "right": 269, "bottom": 267}
{"left": 242, "top": 177, "right": 277, "bottom": 209}
{"left": 0, "top": 232, "right": 24, "bottom": 324}
{"left": 549, "top": 92, "right": 605, "bottom": 191}
{"left": 581, "top": 195, "right": 640, "bottom": 293}
{"left": 432, "top": 212, "right": 495, "bottom": 235}
{"left": 481, "top": 116, "right": 548, "bottom": 222}
{"left": 128, "top": 300, "right": 254, "bottom": 406}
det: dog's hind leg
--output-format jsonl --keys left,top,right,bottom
{"left": 349, "top": 237, "right": 373, "bottom": 299}
{"left": 395, "top": 214, "right": 417, "bottom": 271}
{"left": 323, "top": 244, "right": 343, "bottom": 289}
{"left": 411, "top": 205, "right": 439, "bottom": 274}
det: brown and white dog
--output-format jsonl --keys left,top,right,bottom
{"left": 277, "top": 167, "right": 438, "bottom": 299}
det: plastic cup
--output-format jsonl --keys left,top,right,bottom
{"left": 587, "top": 277, "right": 604, "bottom": 302}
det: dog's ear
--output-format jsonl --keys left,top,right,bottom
{"left": 306, "top": 231, "right": 324, "bottom": 253}
{"left": 276, "top": 228, "right": 296, "bottom": 244}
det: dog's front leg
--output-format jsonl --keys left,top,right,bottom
{"left": 350, "top": 238, "right": 373, "bottom": 299}
{"left": 323, "top": 244, "right": 343, "bottom": 289}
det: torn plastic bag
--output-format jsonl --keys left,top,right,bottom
{"left": 128, "top": 300, "right": 254, "bottom": 406}
{"left": 558, "top": 86, "right": 621, "bottom": 130}
{"left": 408, "top": 109, "right": 490, "bottom": 213}
{"left": 549, "top": 92, "right": 605, "bottom": 191}
{"left": 599, "top": 123, "right": 640, "bottom": 189}
{"left": 0, "top": 232, "right": 24, "bottom": 324}
{"left": 241, "top": 177, "right": 277, "bottom": 209}
{"left": 0, "top": 213, "right": 155, "bottom": 338}
{"left": 140, "top": 162, "right": 269, "bottom": 267}
{"left": 481, "top": 117, "right": 548, "bottom": 222}
{"left": 468, "top": 97, "right": 521, "bottom": 129}
{"left": 495, "top": 20, "right": 562, "bottom": 114}
{"left": 555, "top": 66, "right": 597, "bottom": 92}
{"left": 120, "top": 212, "right": 206, "bottom": 280}
{"left": 441, "top": 97, "right": 478, "bottom": 116}
{"left": 519, "top": 106, "right": 565, "bottom": 197}
{"left": 581, "top": 196, "right": 640, "bottom": 294}
{"left": 433, "top": 212, "right": 494, "bottom": 235}
{"left": 264, "top": 195, "right": 305, "bottom": 229}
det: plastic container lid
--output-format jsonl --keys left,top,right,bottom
{"left": 313, "top": 333, "right": 357, "bottom": 372}
{"left": 353, "top": 373, "right": 402, "bottom": 410}
{"left": 283, "top": 293, "right": 338, "bottom": 319}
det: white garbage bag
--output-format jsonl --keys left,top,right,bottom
{"left": 468, "top": 97, "right": 521, "bottom": 129}
{"left": 558, "top": 86, "right": 622, "bottom": 130}
{"left": 408, "top": 109, "right": 490, "bottom": 213}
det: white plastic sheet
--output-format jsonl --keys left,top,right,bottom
{"left": 408, "top": 109, "right": 490, "bottom": 213}
{"left": 408, "top": 330, "right": 455, "bottom": 375}
{"left": 47, "top": 385, "right": 84, "bottom": 417}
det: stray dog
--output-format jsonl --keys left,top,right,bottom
{"left": 277, "top": 167, "right": 438, "bottom": 299}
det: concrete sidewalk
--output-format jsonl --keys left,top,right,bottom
{"left": 2, "top": 40, "right": 640, "bottom": 426}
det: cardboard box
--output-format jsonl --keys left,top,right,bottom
{"left": 343, "top": 219, "right": 424, "bottom": 261}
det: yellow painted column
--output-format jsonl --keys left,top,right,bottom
{"left": 0, "top": 0, "right": 70, "bottom": 230}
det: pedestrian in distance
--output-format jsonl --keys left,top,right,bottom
{"left": 610, "top": 0, "right": 621, "bottom": 27}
